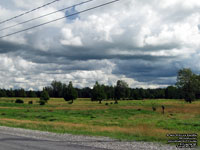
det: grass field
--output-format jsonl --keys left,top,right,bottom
{"left": 0, "top": 97, "right": 199, "bottom": 146}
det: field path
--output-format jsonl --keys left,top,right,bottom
{"left": 0, "top": 126, "right": 194, "bottom": 150}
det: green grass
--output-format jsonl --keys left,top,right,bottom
{"left": 0, "top": 97, "right": 199, "bottom": 147}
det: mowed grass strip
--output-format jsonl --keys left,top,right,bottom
{"left": 0, "top": 98, "right": 199, "bottom": 145}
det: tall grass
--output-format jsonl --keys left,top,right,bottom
{"left": 0, "top": 97, "right": 199, "bottom": 146}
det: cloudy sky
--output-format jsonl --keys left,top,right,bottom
{"left": 0, "top": 0, "right": 200, "bottom": 90}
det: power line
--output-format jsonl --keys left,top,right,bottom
{"left": 0, "top": 0, "right": 120, "bottom": 39}
{"left": 0, "top": 0, "right": 61, "bottom": 25}
{"left": 0, "top": 0, "right": 94, "bottom": 32}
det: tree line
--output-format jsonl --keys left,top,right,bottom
{"left": 0, "top": 68, "right": 199, "bottom": 103}
{"left": 0, "top": 81, "right": 181, "bottom": 99}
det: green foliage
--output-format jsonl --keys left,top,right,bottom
{"left": 51, "top": 80, "right": 66, "bottom": 97}
{"left": 115, "top": 80, "right": 130, "bottom": 101}
{"left": 0, "top": 90, "right": 7, "bottom": 97}
{"left": 39, "top": 100, "right": 46, "bottom": 105}
{"left": 40, "top": 90, "right": 50, "bottom": 102}
{"left": 15, "top": 99, "right": 24, "bottom": 104}
{"left": 103, "top": 85, "right": 114, "bottom": 100}
{"left": 27, "top": 90, "right": 37, "bottom": 97}
{"left": 63, "top": 81, "right": 78, "bottom": 103}
{"left": 17, "top": 88, "right": 27, "bottom": 97}
{"left": 165, "top": 86, "right": 181, "bottom": 99}
{"left": 7, "top": 89, "right": 15, "bottom": 97}
{"left": 91, "top": 82, "right": 106, "bottom": 103}
{"left": 176, "top": 68, "right": 198, "bottom": 103}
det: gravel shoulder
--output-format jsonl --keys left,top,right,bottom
{"left": 0, "top": 126, "right": 198, "bottom": 150}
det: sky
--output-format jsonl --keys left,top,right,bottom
{"left": 0, "top": 0, "right": 200, "bottom": 90}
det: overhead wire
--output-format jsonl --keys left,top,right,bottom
{"left": 0, "top": 0, "right": 120, "bottom": 39}
{"left": 0, "top": 0, "right": 61, "bottom": 25}
{"left": 0, "top": 0, "right": 94, "bottom": 32}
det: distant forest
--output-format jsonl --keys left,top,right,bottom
{"left": 0, "top": 68, "right": 199, "bottom": 103}
{"left": 0, "top": 84, "right": 182, "bottom": 100}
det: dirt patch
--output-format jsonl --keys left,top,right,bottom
{"left": 0, "top": 107, "right": 24, "bottom": 110}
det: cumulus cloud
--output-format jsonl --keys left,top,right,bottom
{"left": 0, "top": 0, "right": 200, "bottom": 90}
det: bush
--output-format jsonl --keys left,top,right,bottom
{"left": 39, "top": 100, "right": 46, "bottom": 105}
{"left": 114, "top": 101, "right": 118, "bottom": 104}
{"left": 152, "top": 107, "right": 156, "bottom": 112}
{"left": 15, "top": 99, "right": 24, "bottom": 104}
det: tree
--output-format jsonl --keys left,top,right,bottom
{"left": 40, "top": 90, "right": 50, "bottom": 102}
{"left": 43, "top": 86, "right": 53, "bottom": 97}
{"left": 51, "top": 80, "right": 64, "bottom": 97}
{"left": 195, "top": 75, "right": 200, "bottom": 99}
{"left": 0, "top": 89, "right": 7, "bottom": 97}
{"left": 114, "top": 80, "right": 129, "bottom": 103}
{"left": 14, "top": 88, "right": 26, "bottom": 97}
{"left": 91, "top": 82, "right": 106, "bottom": 104}
{"left": 80, "top": 87, "right": 92, "bottom": 98}
{"left": 6, "top": 89, "right": 15, "bottom": 97}
{"left": 104, "top": 85, "right": 114, "bottom": 100}
{"left": 63, "top": 81, "right": 78, "bottom": 104}
{"left": 27, "top": 90, "right": 37, "bottom": 97}
{"left": 130, "top": 89, "right": 141, "bottom": 100}
{"left": 176, "top": 68, "right": 197, "bottom": 103}
{"left": 165, "top": 86, "right": 181, "bottom": 99}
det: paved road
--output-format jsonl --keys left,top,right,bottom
{"left": 0, "top": 133, "right": 108, "bottom": 150}
{"left": 0, "top": 126, "right": 192, "bottom": 150}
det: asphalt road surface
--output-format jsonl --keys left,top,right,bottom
{"left": 0, "top": 126, "right": 193, "bottom": 150}
{"left": 0, "top": 133, "right": 108, "bottom": 150}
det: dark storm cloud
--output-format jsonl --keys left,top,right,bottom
{"left": 0, "top": 40, "right": 25, "bottom": 53}
{"left": 112, "top": 59, "right": 180, "bottom": 84}
{"left": 10, "top": 43, "right": 173, "bottom": 65}
{"left": 0, "top": 0, "right": 200, "bottom": 89}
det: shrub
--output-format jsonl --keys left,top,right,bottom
{"left": 1, "top": 113, "right": 6, "bottom": 116}
{"left": 152, "top": 107, "right": 156, "bottom": 112}
{"left": 15, "top": 99, "right": 24, "bottom": 104}
{"left": 39, "top": 100, "right": 46, "bottom": 105}
{"left": 114, "top": 101, "right": 118, "bottom": 104}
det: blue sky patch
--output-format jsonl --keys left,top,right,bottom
{"left": 65, "top": 6, "right": 79, "bottom": 22}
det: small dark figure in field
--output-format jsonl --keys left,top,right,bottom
{"left": 1, "top": 113, "right": 6, "bottom": 116}
{"left": 161, "top": 105, "right": 165, "bottom": 114}
{"left": 28, "top": 101, "right": 33, "bottom": 104}
{"left": 114, "top": 101, "right": 118, "bottom": 104}
{"left": 105, "top": 103, "right": 109, "bottom": 106}
{"left": 110, "top": 102, "right": 113, "bottom": 104}
{"left": 152, "top": 107, "right": 156, "bottom": 112}
{"left": 15, "top": 99, "right": 24, "bottom": 104}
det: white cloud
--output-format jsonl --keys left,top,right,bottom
{"left": 61, "top": 28, "right": 82, "bottom": 46}
{"left": 0, "top": 0, "right": 200, "bottom": 90}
